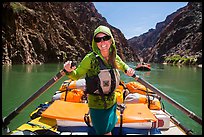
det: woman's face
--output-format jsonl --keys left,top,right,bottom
{"left": 95, "top": 33, "right": 112, "bottom": 53}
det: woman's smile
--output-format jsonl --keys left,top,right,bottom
{"left": 101, "top": 44, "right": 108, "bottom": 49}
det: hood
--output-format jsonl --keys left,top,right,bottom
{"left": 92, "top": 25, "right": 117, "bottom": 57}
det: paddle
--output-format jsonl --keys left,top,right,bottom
{"left": 129, "top": 73, "right": 202, "bottom": 126}
{"left": 2, "top": 68, "right": 68, "bottom": 131}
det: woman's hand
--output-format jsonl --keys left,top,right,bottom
{"left": 64, "top": 61, "right": 76, "bottom": 72}
{"left": 125, "top": 68, "right": 135, "bottom": 77}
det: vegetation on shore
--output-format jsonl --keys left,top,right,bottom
{"left": 164, "top": 54, "right": 200, "bottom": 66}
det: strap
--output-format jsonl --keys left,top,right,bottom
{"left": 119, "top": 81, "right": 129, "bottom": 100}
{"left": 84, "top": 110, "right": 91, "bottom": 127}
{"left": 145, "top": 87, "right": 151, "bottom": 109}
{"left": 109, "top": 69, "right": 116, "bottom": 95}
{"left": 64, "top": 81, "right": 72, "bottom": 101}
{"left": 117, "top": 103, "right": 126, "bottom": 135}
{"left": 64, "top": 88, "right": 68, "bottom": 101}
{"left": 95, "top": 54, "right": 110, "bottom": 70}
{"left": 97, "top": 76, "right": 107, "bottom": 109}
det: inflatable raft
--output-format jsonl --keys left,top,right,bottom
{"left": 4, "top": 79, "right": 192, "bottom": 135}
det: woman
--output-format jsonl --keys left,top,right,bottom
{"left": 64, "top": 25, "right": 135, "bottom": 135}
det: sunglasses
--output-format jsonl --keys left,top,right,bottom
{"left": 94, "top": 35, "right": 111, "bottom": 43}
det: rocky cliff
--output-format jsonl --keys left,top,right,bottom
{"left": 2, "top": 2, "right": 136, "bottom": 65}
{"left": 128, "top": 2, "right": 202, "bottom": 65}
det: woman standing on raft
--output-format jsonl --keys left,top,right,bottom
{"left": 64, "top": 25, "right": 135, "bottom": 135}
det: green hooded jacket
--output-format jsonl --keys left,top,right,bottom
{"left": 67, "top": 25, "right": 130, "bottom": 109}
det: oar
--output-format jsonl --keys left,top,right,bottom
{"left": 2, "top": 68, "right": 68, "bottom": 130}
{"left": 130, "top": 73, "right": 202, "bottom": 126}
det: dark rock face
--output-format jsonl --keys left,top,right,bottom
{"left": 2, "top": 2, "right": 135, "bottom": 65}
{"left": 128, "top": 2, "right": 202, "bottom": 65}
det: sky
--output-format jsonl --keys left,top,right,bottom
{"left": 93, "top": 2, "right": 188, "bottom": 39}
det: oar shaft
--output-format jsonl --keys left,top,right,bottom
{"left": 164, "top": 111, "right": 193, "bottom": 135}
{"left": 3, "top": 69, "right": 67, "bottom": 127}
{"left": 133, "top": 74, "right": 202, "bottom": 126}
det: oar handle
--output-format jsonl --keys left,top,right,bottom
{"left": 126, "top": 71, "right": 202, "bottom": 126}
{"left": 3, "top": 69, "right": 67, "bottom": 128}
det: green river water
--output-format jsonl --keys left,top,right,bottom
{"left": 2, "top": 62, "right": 202, "bottom": 135}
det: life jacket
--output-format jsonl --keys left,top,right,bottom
{"left": 85, "top": 54, "right": 120, "bottom": 108}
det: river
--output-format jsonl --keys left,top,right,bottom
{"left": 2, "top": 62, "right": 202, "bottom": 135}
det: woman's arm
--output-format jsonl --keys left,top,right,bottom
{"left": 64, "top": 53, "right": 92, "bottom": 80}
{"left": 116, "top": 55, "right": 135, "bottom": 77}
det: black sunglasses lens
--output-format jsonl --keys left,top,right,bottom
{"left": 103, "top": 36, "right": 111, "bottom": 41}
{"left": 94, "top": 37, "right": 101, "bottom": 42}
{"left": 94, "top": 35, "right": 111, "bottom": 43}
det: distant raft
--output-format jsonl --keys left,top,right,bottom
{"left": 135, "top": 63, "right": 151, "bottom": 71}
